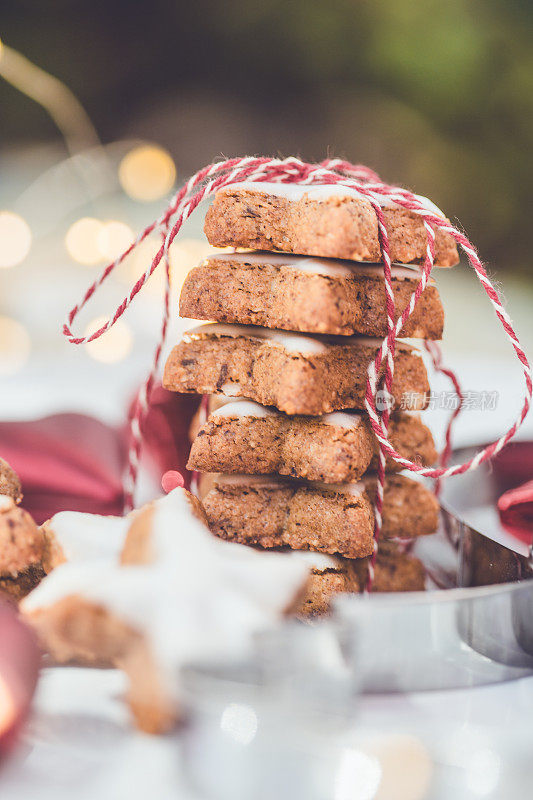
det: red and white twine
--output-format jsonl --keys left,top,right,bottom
{"left": 63, "top": 156, "right": 532, "bottom": 589}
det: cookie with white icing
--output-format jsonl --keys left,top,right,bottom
{"left": 203, "top": 474, "right": 374, "bottom": 559}
{"left": 188, "top": 400, "right": 437, "bottom": 483}
{"left": 163, "top": 323, "right": 430, "bottom": 415}
{"left": 202, "top": 473, "right": 438, "bottom": 557}
{"left": 204, "top": 182, "right": 459, "bottom": 266}
{"left": 180, "top": 252, "right": 444, "bottom": 338}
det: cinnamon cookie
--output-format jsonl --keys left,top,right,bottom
{"left": 188, "top": 400, "right": 436, "bottom": 482}
{"left": 164, "top": 324, "right": 430, "bottom": 415}
{"left": 180, "top": 252, "right": 444, "bottom": 338}
{"left": 204, "top": 183, "right": 459, "bottom": 266}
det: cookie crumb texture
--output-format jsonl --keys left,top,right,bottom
{"left": 180, "top": 258, "right": 444, "bottom": 338}
{"left": 188, "top": 410, "right": 436, "bottom": 483}
{"left": 164, "top": 334, "right": 430, "bottom": 415}
{"left": 204, "top": 190, "right": 459, "bottom": 266}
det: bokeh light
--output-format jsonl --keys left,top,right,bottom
{"left": 65, "top": 217, "right": 104, "bottom": 265}
{"left": 118, "top": 144, "right": 176, "bottom": 202}
{"left": 219, "top": 703, "right": 258, "bottom": 746}
{"left": 0, "top": 316, "right": 31, "bottom": 375}
{"left": 113, "top": 235, "right": 162, "bottom": 296}
{"left": 335, "top": 748, "right": 382, "bottom": 800}
{"left": 0, "top": 212, "right": 32, "bottom": 268}
{"left": 97, "top": 220, "right": 134, "bottom": 261}
{"left": 84, "top": 315, "right": 133, "bottom": 363}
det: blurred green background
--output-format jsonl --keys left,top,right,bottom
{"left": 2, "top": 0, "right": 533, "bottom": 269}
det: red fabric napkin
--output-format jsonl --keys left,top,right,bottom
{"left": 0, "top": 388, "right": 199, "bottom": 524}
{"left": 494, "top": 442, "right": 533, "bottom": 545}
{"left": 0, "top": 414, "right": 127, "bottom": 524}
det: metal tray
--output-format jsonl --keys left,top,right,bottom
{"left": 333, "top": 447, "right": 533, "bottom": 691}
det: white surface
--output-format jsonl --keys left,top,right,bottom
{"left": 1, "top": 666, "right": 532, "bottom": 799}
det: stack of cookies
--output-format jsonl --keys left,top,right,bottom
{"left": 163, "top": 182, "right": 459, "bottom": 616}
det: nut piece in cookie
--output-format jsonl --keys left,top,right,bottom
{"left": 0, "top": 496, "right": 44, "bottom": 578}
{"left": 0, "top": 458, "right": 22, "bottom": 503}
{"left": 0, "top": 565, "right": 45, "bottom": 605}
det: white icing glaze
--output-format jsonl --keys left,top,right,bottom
{"left": 23, "top": 488, "right": 310, "bottom": 701}
{"left": 215, "top": 474, "right": 285, "bottom": 490}
{"left": 209, "top": 402, "right": 361, "bottom": 429}
{"left": 320, "top": 412, "right": 362, "bottom": 429}
{"left": 290, "top": 551, "right": 341, "bottom": 571}
{"left": 185, "top": 323, "right": 326, "bottom": 354}
{"left": 185, "top": 323, "right": 383, "bottom": 352}
{"left": 308, "top": 480, "right": 366, "bottom": 498}
{"left": 218, "top": 180, "right": 445, "bottom": 218}
{"left": 211, "top": 400, "right": 275, "bottom": 419}
{"left": 205, "top": 251, "right": 426, "bottom": 281}
{"left": 47, "top": 511, "right": 130, "bottom": 564}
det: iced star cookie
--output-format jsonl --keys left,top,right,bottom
{"left": 202, "top": 474, "right": 438, "bottom": 557}
{"left": 188, "top": 400, "right": 437, "bottom": 483}
{"left": 180, "top": 252, "right": 444, "bottom": 338}
{"left": 22, "top": 488, "right": 310, "bottom": 733}
{"left": 204, "top": 183, "right": 459, "bottom": 266}
{"left": 163, "top": 324, "right": 430, "bottom": 415}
